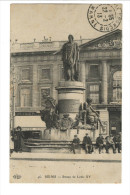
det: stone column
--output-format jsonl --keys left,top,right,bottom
{"left": 80, "top": 61, "right": 86, "bottom": 83}
{"left": 32, "top": 64, "right": 38, "bottom": 107}
{"left": 80, "top": 61, "right": 86, "bottom": 102}
{"left": 101, "top": 60, "right": 108, "bottom": 104}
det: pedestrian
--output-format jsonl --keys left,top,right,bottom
{"left": 96, "top": 134, "right": 104, "bottom": 154}
{"left": 13, "top": 128, "right": 19, "bottom": 152}
{"left": 82, "top": 133, "right": 93, "bottom": 154}
{"left": 13, "top": 126, "right": 23, "bottom": 152}
{"left": 113, "top": 133, "right": 121, "bottom": 153}
{"left": 72, "top": 135, "right": 80, "bottom": 154}
{"left": 105, "top": 134, "right": 116, "bottom": 154}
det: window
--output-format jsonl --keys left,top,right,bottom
{"left": 89, "top": 84, "right": 99, "bottom": 104}
{"left": 90, "top": 94, "right": 99, "bottom": 104}
{"left": 113, "top": 71, "right": 122, "bottom": 102}
{"left": 41, "top": 88, "right": 50, "bottom": 107}
{"left": 21, "top": 88, "right": 31, "bottom": 107}
{"left": 22, "top": 69, "right": 30, "bottom": 80}
{"left": 42, "top": 68, "right": 50, "bottom": 80}
{"left": 90, "top": 85, "right": 99, "bottom": 92}
{"left": 90, "top": 65, "right": 99, "bottom": 78}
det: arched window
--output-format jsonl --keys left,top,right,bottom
{"left": 113, "top": 71, "right": 122, "bottom": 102}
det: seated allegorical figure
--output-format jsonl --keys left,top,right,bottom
{"left": 86, "top": 98, "right": 105, "bottom": 130}
{"left": 40, "top": 95, "right": 60, "bottom": 129}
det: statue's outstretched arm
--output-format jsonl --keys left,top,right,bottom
{"left": 53, "top": 49, "right": 62, "bottom": 55}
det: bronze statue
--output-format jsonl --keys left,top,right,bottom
{"left": 85, "top": 98, "right": 105, "bottom": 130}
{"left": 78, "top": 98, "right": 105, "bottom": 131}
{"left": 62, "top": 34, "right": 79, "bottom": 81}
{"left": 40, "top": 96, "right": 59, "bottom": 129}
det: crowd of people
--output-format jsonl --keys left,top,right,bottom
{"left": 72, "top": 133, "right": 121, "bottom": 154}
{"left": 11, "top": 126, "right": 121, "bottom": 155}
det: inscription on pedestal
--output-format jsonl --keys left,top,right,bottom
{"left": 58, "top": 99, "right": 80, "bottom": 113}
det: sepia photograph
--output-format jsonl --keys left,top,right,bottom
{"left": 10, "top": 3, "right": 122, "bottom": 183}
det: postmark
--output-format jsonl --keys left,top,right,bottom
{"left": 87, "top": 4, "right": 122, "bottom": 32}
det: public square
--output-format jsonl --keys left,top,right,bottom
{"left": 10, "top": 4, "right": 122, "bottom": 184}
{"left": 10, "top": 152, "right": 121, "bottom": 183}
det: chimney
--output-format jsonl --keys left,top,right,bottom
{"left": 80, "top": 36, "right": 82, "bottom": 44}
{"left": 15, "top": 39, "right": 18, "bottom": 43}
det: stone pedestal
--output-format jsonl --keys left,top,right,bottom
{"left": 56, "top": 81, "right": 85, "bottom": 119}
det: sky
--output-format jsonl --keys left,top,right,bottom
{"left": 10, "top": 4, "right": 122, "bottom": 43}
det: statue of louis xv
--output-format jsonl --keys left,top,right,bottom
{"left": 62, "top": 35, "right": 79, "bottom": 81}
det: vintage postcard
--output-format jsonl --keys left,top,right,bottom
{"left": 10, "top": 3, "right": 122, "bottom": 183}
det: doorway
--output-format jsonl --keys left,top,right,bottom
{"left": 109, "top": 111, "right": 121, "bottom": 135}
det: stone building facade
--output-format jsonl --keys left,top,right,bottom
{"left": 10, "top": 29, "right": 122, "bottom": 137}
